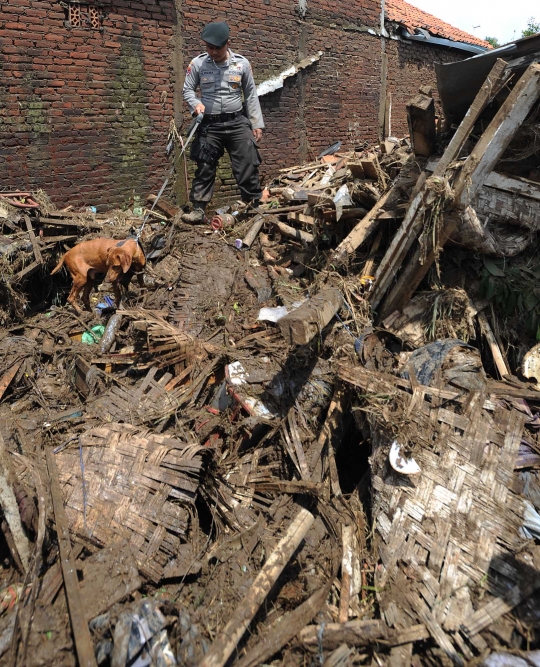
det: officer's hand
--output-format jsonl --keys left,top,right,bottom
{"left": 194, "top": 103, "right": 205, "bottom": 116}
{"left": 252, "top": 128, "right": 263, "bottom": 142}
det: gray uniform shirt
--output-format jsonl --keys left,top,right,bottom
{"left": 183, "top": 50, "right": 265, "bottom": 130}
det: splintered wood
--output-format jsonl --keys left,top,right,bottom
{"left": 56, "top": 423, "right": 210, "bottom": 583}
{"left": 338, "top": 364, "right": 531, "bottom": 663}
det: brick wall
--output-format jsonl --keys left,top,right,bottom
{"left": 0, "top": 0, "right": 176, "bottom": 210}
{"left": 385, "top": 39, "right": 463, "bottom": 137}
{"left": 0, "top": 0, "right": 470, "bottom": 210}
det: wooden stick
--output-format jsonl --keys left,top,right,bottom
{"left": 241, "top": 214, "right": 266, "bottom": 248}
{"left": 24, "top": 215, "right": 42, "bottom": 265}
{"left": 300, "top": 619, "right": 390, "bottom": 650}
{"left": 45, "top": 448, "right": 98, "bottom": 667}
{"left": 0, "top": 431, "right": 31, "bottom": 573}
{"left": 0, "top": 360, "right": 23, "bottom": 402}
{"left": 199, "top": 507, "right": 315, "bottom": 667}
{"left": 477, "top": 311, "right": 510, "bottom": 378}
{"left": 331, "top": 189, "right": 393, "bottom": 266}
{"left": 338, "top": 524, "right": 353, "bottom": 623}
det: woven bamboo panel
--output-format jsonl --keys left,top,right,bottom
{"left": 338, "top": 364, "right": 529, "bottom": 663}
{"left": 56, "top": 423, "right": 209, "bottom": 583}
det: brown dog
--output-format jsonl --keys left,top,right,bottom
{"left": 51, "top": 237, "right": 146, "bottom": 312}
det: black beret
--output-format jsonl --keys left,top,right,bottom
{"left": 201, "top": 22, "right": 230, "bottom": 47}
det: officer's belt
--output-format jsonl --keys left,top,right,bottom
{"left": 202, "top": 110, "right": 244, "bottom": 124}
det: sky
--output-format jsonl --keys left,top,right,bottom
{"left": 405, "top": 0, "right": 538, "bottom": 45}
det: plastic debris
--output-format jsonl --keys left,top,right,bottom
{"left": 81, "top": 324, "right": 105, "bottom": 345}
{"left": 333, "top": 184, "right": 353, "bottom": 221}
{"left": 389, "top": 441, "right": 421, "bottom": 475}
{"left": 99, "top": 314, "right": 123, "bottom": 354}
{"left": 111, "top": 599, "right": 176, "bottom": 667}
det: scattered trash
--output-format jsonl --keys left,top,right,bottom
{"left": 81, "top": 324, "right": 105, "bottom": 345}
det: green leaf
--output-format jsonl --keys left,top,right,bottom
{"left": 483, "top": 257, "right": 505, "bottom": 277}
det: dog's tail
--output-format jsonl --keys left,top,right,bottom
{"left": 50, "top": 255, "right": 65, "bottom": 275}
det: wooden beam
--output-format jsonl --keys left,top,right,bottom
{"left": 407, "top": 93, "right": 436, "bottom": 157}
{"left": 454, "top": 63, "right": 540, "bottom": 205}
{"left": 331, "top": 188, "right": 394, "bottom": 266}
{"left": 369, "top": 59, "right": 509, "bottom": 312}
{"left": 278, "top": 288, "right": 343, "bottom": 345}
{"left": 46, "top": 448, "right": 98, "bottom": 667}
{"left": 378, "top": 63, "right": 540, "bottom": 319}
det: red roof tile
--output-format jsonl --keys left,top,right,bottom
{"left": 385, "top": 0, "right": 490, "bottom": 49}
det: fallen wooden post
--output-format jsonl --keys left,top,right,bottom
{"left": 278, "top": 288, "right": 342, "bottom": 345}
{"left": 378, "top": 62, "right": 540, "bottom": 320}
{"left": 46, "top": 447, "right": 98, "bottom": 667}
{"left": 268, "top": 216, "right": 315, "bottom": 244}
{"left": 370, "top": 59, "right": 509, "bottom": 312}
{"left": 241, "top": 214, "right": 266, "bottom": 248}
{"left": 199, "top": 507, "right": 315, "bottom": 667}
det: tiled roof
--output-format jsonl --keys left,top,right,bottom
{"left": 385, "top": 0, "right": 490, "bottom": 49}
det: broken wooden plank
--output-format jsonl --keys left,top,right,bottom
{"left": 287, "top": 211, "right": 316, "bottom": 225}
{"left": 235, "top": 546, "right": 340, "bottom": 667}
{"left": 13, "top": 260, "right": 40, "bottom": 282}
{"left": 407, "top": 92, "right": 436, "bottom": 157}
{"left": 199, "top": 507, "right": 315, "bottom": 667}
{"left": 24, "top": 215, "right": 42, "bottom": 265}
{"left": 454, "top": 63, "right": 540, "bottom": 205}
{"left": 370, "top": 59, "right": 509, "bottom": 311}
{"left": 378, "top": 63, "right": 540, "bottom": 319}
{"left": 0, "top": 430, "right": 31, "bottom": 573}
{"left": 300, "top": 620, "right": 390, "bottom": 650}
{"left": 478, "top": 311, "right": 510, "bottom": 378}
{"left": 338, "top": 524, "right": 354, "bottom": 623}
{"left": 146, "top": 194, "right": 179, "bottom": 218}
{"left": 0, "top": 360, "right": 23, "bottom": 402}
{"left": 39, "top": 217, "right": 102, "bottom": 230}
{"left": 278, "top": 288, "right": 342, "bottom": 345}
{"left": 45, "top": 447, "right": 98, "bottom": 667}
{"left": 331, "top": 189, "right": 394, "bottom": 266}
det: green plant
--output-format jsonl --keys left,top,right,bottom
{"left": 479, "top": 257, "right": 540, "bottom": 340}
{"left": 522, "top": 17, "right": 540, "bottom": 37}
{"left": 485, "top": 36, "right": 500, "bottom": 48}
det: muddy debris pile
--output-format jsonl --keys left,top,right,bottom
{"left": 1, "top": 61, "right": 540, "bottom": 667}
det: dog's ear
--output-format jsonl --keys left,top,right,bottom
{"left": 119, "top": 249, "right": 132, "bottom": 274}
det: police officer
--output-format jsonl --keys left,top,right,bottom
{"left": 181, "top": 22, "right": 264, "bottom": 223}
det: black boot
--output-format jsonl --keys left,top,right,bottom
{"left": 181, "top": 202, "right": 207, "bottom": 224}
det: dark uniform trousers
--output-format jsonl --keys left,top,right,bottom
{"left": 190, "top": 114, "right": 262, "bottom": 204}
